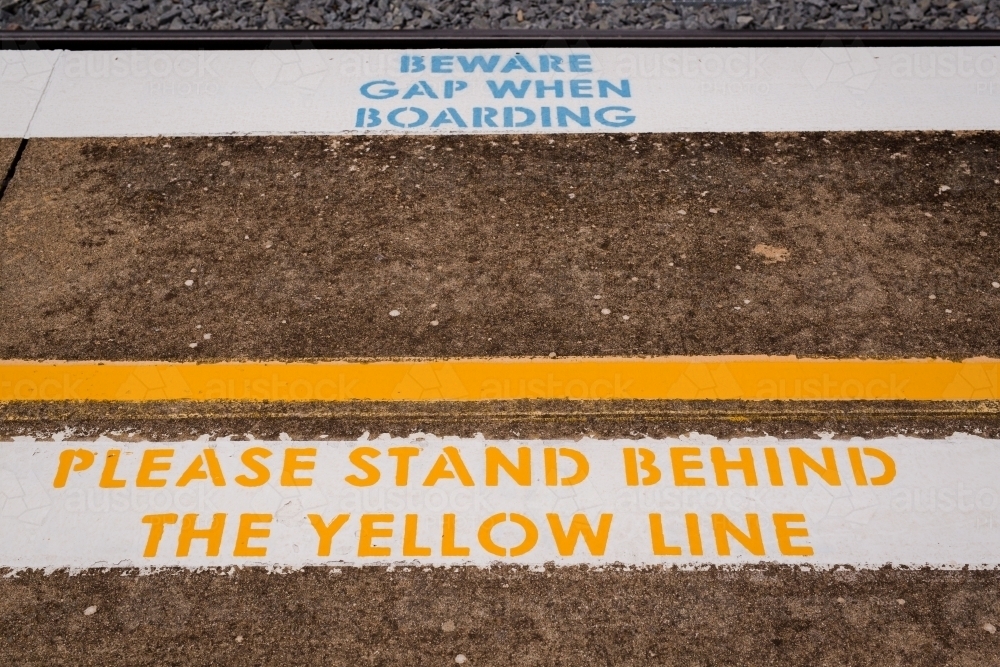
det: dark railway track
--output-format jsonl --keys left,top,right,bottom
{"left": 3, "top": 27, "right": 1000, "bottom": 50}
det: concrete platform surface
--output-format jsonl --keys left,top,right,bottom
{"left": 0, "top": 137, "right": 21, "bottom": 184}
{"left": 1, "top": 567, "right": 998, "bottom": 666}
{"left": 3, "top": 398, "right": 1000, "bottom": 441}
{"left": 1, "top": 133, "right": 998, "bottom": 362}
{"left": 3, "top": 132, "right": 1000, "bottom": 665}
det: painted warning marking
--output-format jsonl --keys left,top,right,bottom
{"left": 3, "top": 434, "right": 1000, "bottom": 569}
{"left": 1, "top": 357, "right": 997, "bottom": 402}
{"left": 3, "top": 46, "right": 1000, "bottom": 137}
{"left": 0, "top": 49, "right": 58, "bottom": 138}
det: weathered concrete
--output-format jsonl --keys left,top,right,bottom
{"left": 3, "top": 133, "right": 1000, "bottom": 664}
{"left": 1, "top": 567, "right": 998, "bottom": 667}
{"left": 1, "top": 133, "right": 998, "bottom": 362}
{"left": 2, "top": 399, "right": 999, "bottom": 441}
{"left": 0, "top": 137, "right": 22, "bottom": 191}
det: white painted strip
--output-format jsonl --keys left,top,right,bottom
{"left": 2, "top": 434, "right": 999, "bottom": 569}
{"left": 0, "top": 49, "right": 58, "bottom": 138}
{"left": 9, "top": 46, "right": 1000, "bottom": 137}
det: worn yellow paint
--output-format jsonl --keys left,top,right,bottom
{"left": 0, "top": 357, "right": 997, "bottom": 402}
{"left": 0, "top": 357, "right": 1000, "bottom": 401}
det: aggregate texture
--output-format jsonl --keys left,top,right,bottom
{"left": 0, "top": 567, "right": 999, "bottom": 666}
{"left": 3, "top": 399, "right": 1000, "bottom": 441}
{"left": 0, "top": 137, "right": 22, "bottom": 187}
{"left": 1, "top": 115, "right": 1000, "bottom": 667}
{"left": 2, "top": 133, "right": 999, "bottom": 363}
{"left": 1, "top": 0, "right": 999, "bottom": 32}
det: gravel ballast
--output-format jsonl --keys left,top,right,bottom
{"left": 1, "top": 0, "right": 998, "bottom": 32}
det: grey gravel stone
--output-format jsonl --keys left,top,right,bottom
{"left": 1, "top": 0, "right": 998, "bottom": 31}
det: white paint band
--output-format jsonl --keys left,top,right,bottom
{"left": 2, "top": 46, "right": 1000, "bottom": 138}
{"left": 0, "top": 49, "right": 59, "bottom": 139}
{"left": 2, "top": 434, "right": 998, "bottom": 569}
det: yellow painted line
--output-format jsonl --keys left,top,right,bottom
{"left": 0, "top": 357, "right": 997, "bottom": 402}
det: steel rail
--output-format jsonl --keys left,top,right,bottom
{"left": 2, "top": 28, "right": 1000, "bottom": 50}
